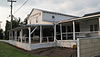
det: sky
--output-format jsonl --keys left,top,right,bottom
{"left": 0, "top": 0, "right": 100, "bottom": 30}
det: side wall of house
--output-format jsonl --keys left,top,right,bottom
{"left": 27, "top": 9, "right": 52, "bottom": 24}
{"left": 42, "top": 12, "right": 75, "bottom": 22}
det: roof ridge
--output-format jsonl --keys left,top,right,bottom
{"left": 33, "top": 8, "right": 79, "bottom": 17}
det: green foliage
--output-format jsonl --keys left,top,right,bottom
{"left": 5, "top": 20, "right": 11, "bottom": 40}
{"left": 12, "top": 18, "right": 20, "bottom": 29}
{"left": 4, "top": 16, "right": 27, "bottom": 40}
{"left": 0, "top": 42, "right": 44, "bottom": 57}
{"left": 0, "top": 29, "right": 3, "bottom": 39}
{"left": 5, "top": 17, "right": 23, "bottom": 40}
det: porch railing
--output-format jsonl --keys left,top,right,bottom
{"left": 57, "top": 31, "right": 100, "bottom": 40}
{"left": 75, "top": 31, "right": 99, "bottom": 38}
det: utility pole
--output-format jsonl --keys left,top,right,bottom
{"left": 7, "top": 0, "right": 16, "bottom": 29}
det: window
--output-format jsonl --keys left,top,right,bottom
{"left": 67, "top": 25, "right": 73, "bottom": 32}
{"left": 90, "top": 25, "right": 93, "bottom": 31}
{"left": 75, "top": 23, "right": 80, "bottom": 32}
{"left": 90, "top": 24, "right": 98, "bottom": 31}
{"left": 52, "top": 16, "right": 55, "bottom": 19}
{"left": 94, "top": 24, "right": 98, "bottom": 31}
{"left": 62, "top": 26, "right": 66, "bottom": 32}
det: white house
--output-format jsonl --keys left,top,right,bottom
{"left": 8, "top": 8, "right": 100, "bottom": 50}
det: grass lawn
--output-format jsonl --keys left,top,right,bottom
{"left": 0, "top": 42, "right": 44, "bottom": 57}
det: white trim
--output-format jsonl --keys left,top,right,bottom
{"left": 40, "top": 26, "right": 42, "bottom": 43}
{"left": 14, "top": 31, "right": 17, "bottom": 41}
{"left": 27, "top": 24, "right": 53, "bottom": 26}
{"left": 98, "top": 17, "right": 100, "bottom": 36}
{"left": 30, "top": 27, "right": 37, "bottom": 34}
{"left": 73, "top": 21, "right": 75, "bottom": 40}
{"left": 77, "top": 38, "right": 80, "bottom": 57}
{"left": 28, "top": 27, "right": 31, "bottom": 44}
{"left": 60, "top": 24, "right": 63, "bottom": 40}
{"left": 60, "top": 14, "right": 100, "bottom": 23}
{"left": 47, "top": 37, "right": 49, "bottom": 43}
{"left": 54, "top": 24, "right": 56, "bottom": 42}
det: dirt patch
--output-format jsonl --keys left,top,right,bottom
{"left": 29, "top": 47, "right": 77, "bottom": 57}
{"left": 5, "top": 42, "right": 77, "bottom": 57}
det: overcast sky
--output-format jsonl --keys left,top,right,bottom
{"left": 0, "top": 0, "right": 100, "bottom": 30}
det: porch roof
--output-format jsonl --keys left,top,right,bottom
{"left": 8, "top": 24, "right": 53, "bottom": 31}
{"left": 59, "top": 14, "right": 100, "bottom": 23}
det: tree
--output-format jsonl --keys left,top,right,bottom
{"left": 5, "top": 20, "right": 11, "bottom": 39}
{"left": 0, "top": 29, "right": 3, "bottom": 39}
{"left": 12, "top": 18, "right": 20, "bottom": 29}
{"left": 5, "top": 17, "right": 23, "bottom": 40}
{"left": 23, "top": 17, "right": 27, "bottom": 25}
{"left": 5, "top": 15, "right": 26, "bottom": 40}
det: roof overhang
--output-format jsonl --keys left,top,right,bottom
{"left": 26, "top": 24, "right": 53, "bottom": 26}
{"left": 8, "top": 24, "right": 53, "bottom": 31}
{"left": 59, "top": 14, "right": 100, "bottom": 23}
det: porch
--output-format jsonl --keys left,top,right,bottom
{"left": 8, "top": 23, "right": 77, "bottom": 50}
{"left": 56, "top": 15, "right": 100, "bottom": 40}
{"left": 8, "top": 14, "right": 100, "bottom": 50}
{"left": 9, "top": 24, "right": 54, "bottom": 44}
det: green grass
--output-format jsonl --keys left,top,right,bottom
{"left": 0, "top": 42, "right": 44, "bottom": 57}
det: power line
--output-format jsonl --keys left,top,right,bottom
{"left": 13, "top": 0, "right": 29, "bottom": 14}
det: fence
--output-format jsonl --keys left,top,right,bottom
{"left": 77, "top": 38, "right": 100, "bottom": 57}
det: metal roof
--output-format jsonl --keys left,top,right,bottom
{"left": 25, "top": 8, "right": 79, "bottom": 20}
{"left": 59, "top": 14, "right": 100, "bottom": 23}
{"left": 26, "top": 24, "right": 53, "bottom": 26}
{"left": 83, "top": 12, "right": 100, "bottom": 17}
{"left": 9, "top": 24, "right": 53, "bottom": 31}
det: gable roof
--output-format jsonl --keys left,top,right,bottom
{"left": 34, "top": 8, "right": 78, "bottom": 17}
{"left": 60, "top": 13, "right": 100, "bottom": 23}
{"left": 25, "top": 8, "right": 79, "bottom": 20}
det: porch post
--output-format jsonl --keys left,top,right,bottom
{"left": 20, "top": 29, "right": 23, "bottom": 43}
{"left": 98, "top": 17, "right": 100, "bottom": 36}
{"left": 60, "top": 24, "right": 63, "bottom": 40}
{"left": 73, "top": 21, "right": 76, "bottom": 40}
{"left": 54, "top": 24, "right": 56, "bottom": 42}
{"left": 28, "top": 27, "right": 31, "bottom": 44}
{"left": 40, "top": 26, "right": 42, "bottom": 43}
{"left": 14, "top": 31, "right": 17, "bottom": 41}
